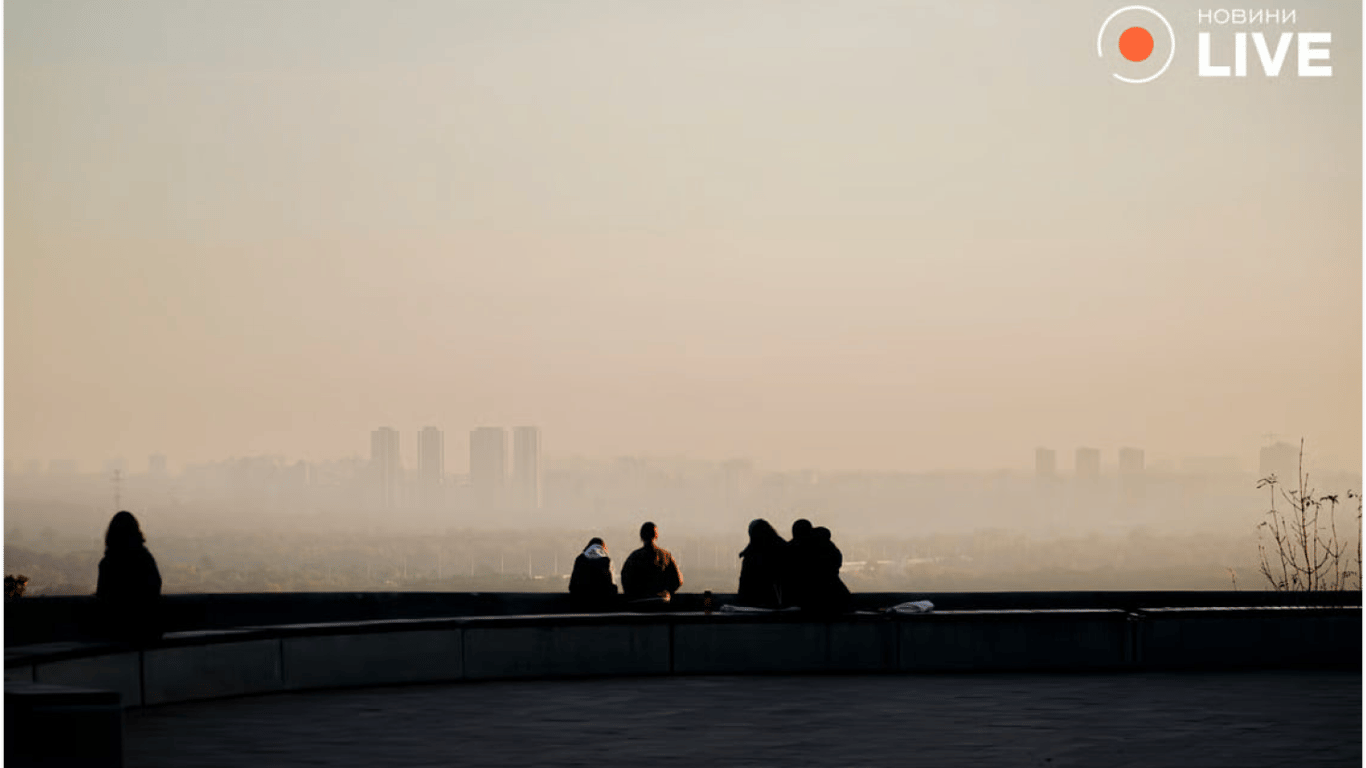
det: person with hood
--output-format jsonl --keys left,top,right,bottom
{"left": 803, "top": 525, "right": 853, "bottom": 615}
{"left": 96, "top": 511, "right": 163, "bottom": 643}
{"left": 736, "top": 519, "right": 787, "bottom": 608}
{"left": 569, "top": 537, "right": 618, "bottom": 609}
{"left": 621, "top": 521, "right": 683, "bottom": 602}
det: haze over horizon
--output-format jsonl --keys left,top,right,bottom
{"left": 6, "top": 1, "right": 1362, "bottom": 476}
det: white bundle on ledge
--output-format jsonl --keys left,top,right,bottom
{"left": 887, "top": 600, "right": 935, "bottom": 614}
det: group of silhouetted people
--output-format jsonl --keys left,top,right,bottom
{"left": 738, "top": 518, "right": 851, "bottom": 614}
{"left": 569, "top": 518, "right": 850, "bottom": 614}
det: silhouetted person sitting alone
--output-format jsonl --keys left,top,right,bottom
{"left": 569, "top": 537, "right": 618, "bottom": 609}
{"left": 620, "top": 521, "right": 683, "bottom": 603}
{"left": 736, "top": 519, "right": 787, "bottom": 608}
{"left": 786, "top": 520, "right": 851, "bottom": 615}
{"left": 96, "top": 511, "right": 163, "bottom": 644}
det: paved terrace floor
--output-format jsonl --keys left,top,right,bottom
{"left": 125, "top": 670, "right": 1361, "bottom": 767}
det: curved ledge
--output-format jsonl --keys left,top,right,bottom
{"left": 5, "top": 604, "right": 1361, "bottom": 711}
{"left": 9, "top": 590, "right": 1362, "bottom": 647}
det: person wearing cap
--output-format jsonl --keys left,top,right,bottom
{"left": 620, "top": 521, "right": 683, "bottom": 601}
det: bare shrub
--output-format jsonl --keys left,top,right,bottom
{"left": 1255, "top": 440, "right": 1361, "bottom": 591}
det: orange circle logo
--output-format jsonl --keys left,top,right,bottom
{"left": 1097, "top": 6, "right": 1175, "bottom": 84}
{"left": 1119, "top": 26, "right": 1154, "bottom": 61}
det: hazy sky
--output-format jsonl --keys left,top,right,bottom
{"left": 6, "top": 1, "right": 1361, "bottom": 474}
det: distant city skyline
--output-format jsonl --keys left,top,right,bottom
{"left": 9, "top": 433, "right": 1358, "bottom": 549}
{"left": 5, "top": 434, "right": 1341, "bottom": 481}
{"left": 6, "top": 418, "right": 1357, "bottom": 478}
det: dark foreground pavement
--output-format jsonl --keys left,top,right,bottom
{"left": 125, "top": 671, "right": 1360, "bottom": 767}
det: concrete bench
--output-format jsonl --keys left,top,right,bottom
{"left": 5, "top": 681, "right": 123, "bottom": 768}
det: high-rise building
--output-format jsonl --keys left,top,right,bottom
{"left": 148, "top": 454, "right": 167, "bottom": 476}
{"left": 1035, "top": 448, "right": 1056, "bottom": 478}
{"left": 416, "top": 427, "right": 444, "bottom": 508}
{"left": 1118, "top": 447, "right": 1145, "bottom": 476}
{"left": 1259, "top": 441, "right": 1299, "bottom": 484}
{"left": 370, "top": 427, "right": 402, "bottom": 509}
{"left": 511, "top": 426, "right": 542, "bottom": 511}
{"left": 1118, "top": 446, "right": 1145, "bottom": 500}
{"left": 470, "top": 427, "right": 507, "bottom": 513}
{"left": 1075, "top": 447, "right": 1100, "bottom": 479}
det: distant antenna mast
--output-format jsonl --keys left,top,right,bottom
{"left": 112, "top": 469, "right": 122, "bottom": 510}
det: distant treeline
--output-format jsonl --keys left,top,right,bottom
{"left": 4, "top": 526, "right": 1263, "bottom": 595}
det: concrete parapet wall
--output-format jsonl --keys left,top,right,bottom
{"left": 674, "top": 622, "right": 829, "bottom": 674}
{"left": 672, "top": 618, "right": 898, "bottom": 674}
{"left": 6, "top": 603, "right": 1359, "bottom": 712}
{"left": 283, "top": 629, "right": 463, "bottom": 690}
{"left": 143, "top": 639, "right": 282, "bottom": 705}
{"left": 465, "top": 623, "right": 669, "bottom": 679}
{"left": 34, "top": 652, "right": 142, "bottom": 709}
{"left": 900, "top": 610, "right": 1132, "bottom": 671}
{"left": 11, "top": 591, "right": 1362, "bottom": 646}
{"left": 5, "top": 665, "right": 34, "bottom": 683}
{"left": 1137, "top": 607, "right": 1362, "bottom": 669}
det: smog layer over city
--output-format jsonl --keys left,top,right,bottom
{"left": 5, "top": 1, "right": 1361, "bottom": 597}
